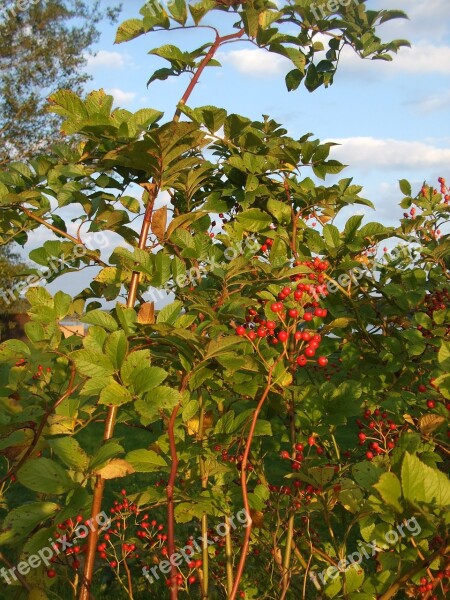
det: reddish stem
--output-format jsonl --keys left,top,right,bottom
{"left": 229, "top": 365, "right": 275, "bottom": 600}
{"left": 174, "top": 28, "right": 245, "bottom": 122}
{"left": 166, "top": 375, "right": 189, "bottom": 600}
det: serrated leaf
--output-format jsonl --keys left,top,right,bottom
{"left": 81, "top": 310, "right": 118, "bottom": 332}
{"left": 373, "top": 472, "right": 403, "bottom": 513}
{"left": 99, "top": 381, "right": 134, "bottom": 406}
{"left": 17, "top": 458, "right": 73, "bottom": 494}
{"left": 126, "top": 449, "right": 168, "bottom": 472}
{"left": 0, "top": 503, "right": 59, "bottom": 545}
{"left": 401, "top": 452, "right": 450, "bottom": 507}
{"left": 71, "top": 350, "right": 116, "bottom": 378}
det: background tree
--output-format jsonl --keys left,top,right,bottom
{"left": 0, "top": 0, "right": 121, "bottom": 165}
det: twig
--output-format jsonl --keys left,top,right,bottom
{"left": 229, "top": 364, "right": 276, "bottom": 600}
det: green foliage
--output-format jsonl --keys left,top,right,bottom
{"left": 0, "top": 2, "right": 448, "bottom": 600}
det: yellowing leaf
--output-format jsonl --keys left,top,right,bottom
{"left": 152, "top": 206, "right": 167, "bottom": 241}
{"left": 96, "top": 459, "right": 135, "bottom": 480}
{"left": 137, "top": 302, "right": 155, "bottom": 325}
{"left": 419, "top": 414, "right": 446, "bottom": 435}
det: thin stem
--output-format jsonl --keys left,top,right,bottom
{"left": 280, "top": 389, "right": 296, "bottom": 597}
{"left": 174, "top": 28, "right": 245, "bottom": 122}
{"left": 20, "top": 206, "right": 108, "bottom": 268}
{"left": 229, "top": 364, "right": 276, "bottom": 600}
{"left": 0, "top": 365, "right": 78, "bottom": 485}
{"left": 378, "top": 547, "right": 445, "bottom": 600}
{"left": 78, "top": 186, "right": 157, "bottom": 600}
{"left": 166, "top": 374, "right": 190, "bottom": 600}
{"left": 225, "top": 517, "right": 234, "bottom": 597}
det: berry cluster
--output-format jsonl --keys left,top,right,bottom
{"left": 411, "top": 570, "right": 450, "bottom": 599}
{"left": 234, "top": 259, "right": 331, "bottom": 368}
{"left": 355, "top": 409, "right": 400, "bottom": 460}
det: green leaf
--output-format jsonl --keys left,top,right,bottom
{"left": 17, "top": 458, "right": 73, "bottom": 494}
{"left": 81, "top": 310, "right": 118, "bottom": 332}
{"left": 53, "top": 291, "right": 72, "bottom": 319}
{"left": 135, "top": 386, "right": 183, "bottom": 418}
{"left": 99, "top": 381, "right": 134, "bottom": 406}
{"left": 121, "top": 349, "right": 151, "bottom": 384}
{"left": 89, "top": 440, "right": 124, "bottom": 470}
{"left": 323, "top": 224, "right": 341, "bottom": 249}
{"left": 438, "top": 340, "right": 450, "bottom": 371}
{"left": 126, "top": 449, "right": 168, "bottom": 472}
{"left": 237, "top": 209, "right": 272, "bottom": 232}
{"left": 130, "top": 366, "right": 168, "bottom": 395}
{"left": 0, "top": 339, "right": 30, "bottom": 361}
{"left": 345, "top": 563, "right": 365, "bottom": 594}
{"left": 267, "top": 199, "right": 291, "bottom": 224}
{"left": 399, "top": 179, "right": 412, "bottom": 196}
{"left": 0, "top": 503, "right": 59, "bottom": 545}
{"left": 104, "top": 330, "right": 128, "bottom": 370}
{"left": 71, "top": 349, "right": 116, "bottom": 378}
{"left": 167, "top": 0, "right": 188, "bottom": 25}
{"left": 285, "top": 69, "right": 304, "bottom": 91}
{"left": 48, "top": 438, "right": 89, "bottom": 470}
{"left": 401, "top": 452, "right": 450, "bottom": 508}
{"left": 156, "top": 300, "right": 183, "bottom": 325}
{"left": 373, "top": 472, "right": 403, "bottom": 513}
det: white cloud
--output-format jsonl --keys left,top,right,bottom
{"left": 409, "top": 90, "right": 450, "bottom": 114}
{"left": 105, "top": 88, "right": 137, "bottom": 105}
{"left": 372, "top": 0, "right": 450, "bottom": 40}
{"left": 340, "top": 42, "right": 450, "bottom": 77}
{"left": 86, "top": 50, "right": 128, "bottom": 69}
{"left": 220, "top": 49, "right": 289, "bottom": 77}
{"left": 328, "top": 137, "right": 450, "bottom": 171}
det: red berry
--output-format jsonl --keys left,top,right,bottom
{"left": 296, "top": 355, "right": 307, "bottom": 366}
{"left": 278, "top": 331, "right": 289, "bottom": 342}
{"left": 266, "top": 320, "right": 276, "bottom": 330}
{"left": 236, "top": 326, "right": 246, "bottom": 336}
{"left": 305, "top": 347, "right": 315, "bottom": 357}
{"left": 317, "top": 356, "right": 328, "bottom": 367}
{"left": 280, "top": 451, "right": 290, "bottom": 459}
{"left": 188, "top": 575, "right": 196, "bottom": 584}
{"left": 308, "top": 436, "right": 316, "bottom": 446}
{"left": 366, "top": 451, "right": 374, "bottom": 461}
{"left": 418, "top": 384, "right": 427, "bottom": 393}
{"left": 46, "top": 569, "right": 57, "bottom": 578}
{"left": 288, "top": 309, "right": 299, "bottom": 318}
{"left": 426, "top": 400, "right": 435, "bottom": 409}
{"left": 271, "top": 302, "right": 283, "bottom": 313}
{"left": 282, "top": 287, "right": 292, "bottom": 296}
{"left": 303, "top": 312, "right": 313, "bottom": 322}
{"left": 294, "top": 331, "right": 302, "bottom": 341}
{"left": 110, "top": 561, "right": 117, "bottom": 568}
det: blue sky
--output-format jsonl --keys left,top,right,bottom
{"left": 34, "top": 0, "right": 450, "bottom": 301}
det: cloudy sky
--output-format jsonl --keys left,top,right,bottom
{"left": 33, "top": 0, "right": 450, "bottom": 301}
